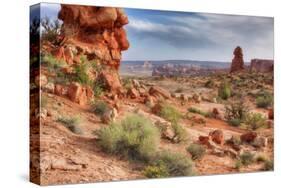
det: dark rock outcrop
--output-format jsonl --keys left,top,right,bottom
{"left": 250, "top": 59, "right": 273, "bottom": 72}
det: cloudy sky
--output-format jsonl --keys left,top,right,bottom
{"left": 35, "top": 3, "right": 274, "bottom": 62}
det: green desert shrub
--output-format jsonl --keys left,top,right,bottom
{"left": 263, "top": 160, "right": 274, "bottom": 171}
{"left": 171, "top": 122, "right": 188, "bottom": 143}
{"left": 95, "top": 114, "right": 160, "bottom": 161}
{"left": 41, "top": 18, "right": 61, "bottom": 43}
{"left": 92, "top": 80, "right": 105, "bottom": 98}
{"left": 244, "top": 113, "right": 267, "bottom": 130}
{"left": 74, "top": 63, "right": 92, "bottom": 86}
{"left": 239, "top": 152, "right": 255, "bottom": 166}
{"left": 228, "top": 118, "right": 242, "bottom": 127}
{"left": 225, "top": 102, "right": 249, "bottom": 126}
{"left": 218, "top": 81, "right": 231, "bottom": 100}
{"left": 57, "top": 115, "right": 82, "bottom": 134}
{"left": 159, "top": 103, "right": 182, "bottom": 123}
{"left": 122, "top": 77, "right": 132, "bottom": 90}
{"left": 42, "top": 54, "right": 66, "bottom": 70}
{"left": 204, "top": 80, "right": 215, "bottom": 88}
{"left": 152, "top": 150, "right": 195, "bottom": 177}
{"left": 187, "top": 143, "right": 206, "bottom": 160}
{"left": 143, "top": 162, "right": 169, "bottom": 178}
{"left": 235, "top": 160, "right": 242, "bottom": 170}
{"left": 256, "top": 155, "right": 267, "bottom": 163}
{"left": 188, "top": 107, "right": 210, "bottom": 117}
{"left": 91, "top": 100, "right": 110, "bottom": 116}
{"left": 256, "top": 92, "right": 273, "bottom": 108}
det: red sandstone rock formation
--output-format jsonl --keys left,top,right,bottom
{"left": 250, "top": 59, "right": 273, "bottom": 72}
{"left": 58, "top": 5, "right": 129, "bottom": 70}
{"left": 230, "top": 46, "right": 244, "bottom": 73}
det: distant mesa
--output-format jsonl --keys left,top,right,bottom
{"left": 250, "top": 59, "right": 273, "bottom": 72}
{"left": 230, "top": 46, "right": 244, "bottom": 73}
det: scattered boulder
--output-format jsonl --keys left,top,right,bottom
{"left": 149, "top": 86, "right": 171, "bottom": 99}
{"left": 192, "top": 94, "right": 201, "bottom": 103}
{"left": 212, "top": 108, "right": 220, "bottom": 119}
{"left": 240, "top": 131, "right": 257, "bottom": 143}
{"left": 101, "top": 107, "right": 118, "bottom": 124}
{"left": 54, "top": 84, "right": 68, "bottom": 96}
{"left": 144, "top": 96, "right": 155, "bottom": 107}
{"left": 198, "top": 136, "right": 211, "bottom": 147}
{"left": 230, "top": 46, "right": 244, "bottom": 73}
{"left": 67, "top": 82, "right": 93, "bottom": 105}
{"left": 151, "top": 102, "right": 164, "bottom": 115}
{"left": 43, "top": 82, "right": 55, "bottom": 93}
{"left": 209, "top": 129, "right": 224, "bottom": 145}
{"left": 252, "top": 136, "right": 268, "bottom": 148}
{"left": 268, "top": 108, "right": 274, "bottom": 120}
{"left": 127, "top": 87, "right": 139, "bottom": 99}
{"left": 99, "top": 71, "right": 122, "bottom": 92}
{"left": 155, "top": 120, "right": 174, "bottom": 140}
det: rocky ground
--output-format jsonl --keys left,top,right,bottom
{"left": 33, "top": 71, "right": 274, "bottom": 185}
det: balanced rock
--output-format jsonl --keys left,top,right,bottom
{"left": 230, "top": 46, "right": 244, "bottom": 73}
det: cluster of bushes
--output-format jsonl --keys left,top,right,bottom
{"left": 218, "top": 81, "right": 232, "bottom": 100}
{"left": 188, "top": 107, "right": 211, "bottom": 118}
{"left": 224, "top": 102, "right": 249, "bottom": 127}
{"left": 235, "top": 152, "right": 273, "bottom": 171}
{"left": 157, "top": 103, "right": 187, "bottom": 143}
{"left": 186, "top": 143, "right": 206, "bottom": 160}
{"left": 143, "top": 150, "right": 195, "bottom": 178}
{"left": 90, "top": 100, "right": 110, "bottom": 116}
{"left": 57, "top": 115, "right": 83, "bottom": 134}
{"left": 256, "top": 91, "right": 273, "bottom": 108}
{"left": 95, "top": 114, "right": 160, "bottom": 161}
{"left": 42, "top": 54, "right": 66, "bottom": 70}
{"left": 74, "top": 62, "right": 92, "bottom": 86}
{"left": 41, "top": 17, "right": 61, "bottom": 44}
{"left": 244, "top": 113, "right": 267, "bottom": 130}
{"left": 224, "top": 102, "right": 267, "bottom": 130}
{"left": 95, "top": 114, "right": 195, "bottom": 178}
{"left": 158, "top": 102, "right": 182, "bottom": 123}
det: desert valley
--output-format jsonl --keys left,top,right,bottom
{"left": 30, "top": 4, "right": 274, "bottom": 185}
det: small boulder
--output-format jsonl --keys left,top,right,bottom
{"left": 240, "top": 131, "right": 257, "bottom": 143}
{"left": 149, "top": 86, "right": 171, "bottom": 99}
{"left": 67, "top": 82, "right": 93, "bottom": 105}
{"left": 268, "top": 108, "right": 274, "bottom": 120}
{"left": 212, "top": 108, "right": 220, "bottom": 119}
{"left": 54, "top": 84, "right": 68, "bottom": 96}
{"left": 252, "top": 136, "right": 268, "bottom": 148}
{"left": 127, "top": 87, "right": 139, "bottom": 99}
{"left": 209, "top": 129, "right": 224, "bottom": 145}
{"left": 43, "top": 82, "right": 55, "bottom": 93}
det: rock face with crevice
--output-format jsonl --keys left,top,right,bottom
{"left": 58, "top": 5, "right": 129, "bottom": 69}
{"left": 230, "top": 46, "right": 244, "bottom": 73}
